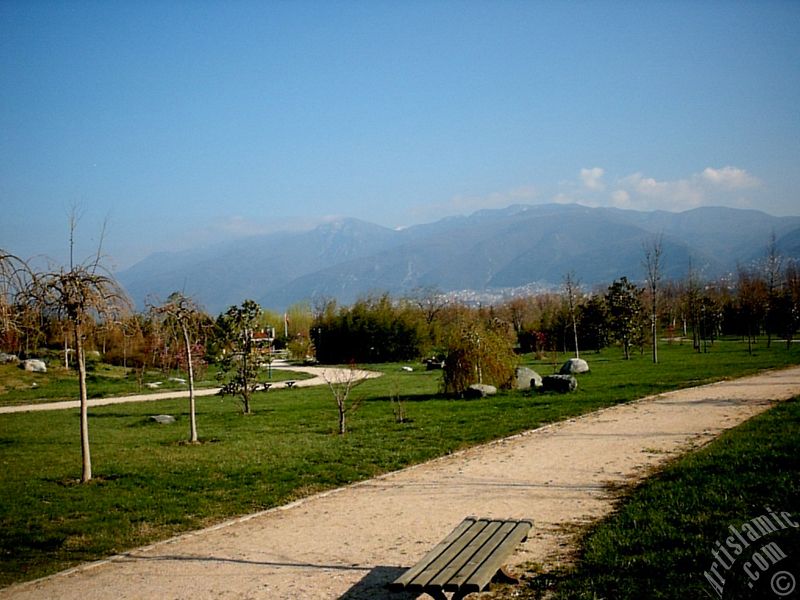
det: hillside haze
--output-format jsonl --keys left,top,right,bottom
{"left": 118, "top": 204, "right": 800, "bottom": 314}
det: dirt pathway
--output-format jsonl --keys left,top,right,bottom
{"left": 3, "top": 366, "right": 800, "bottom": 599}
{"left": 0, "top": 363, "right": 381, "bottom": 414}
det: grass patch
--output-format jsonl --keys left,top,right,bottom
{"left": 0, "top": 363, "right": 310, "bottom": 407}
{"left": 0, "top": 339, "right": 798, "bottom": 588}
{"left": 519, "top": 396, "right": 800, "bottom": 600}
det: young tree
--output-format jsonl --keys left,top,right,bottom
{"left": 563, "top": 271, "right": 581, "bottom": 359}
{"left": 216, "top": 299, "right": 262, "bottom": 414}
{"left": 151, "top": 292, "right": 207, "bottom": 443}
{"left": 642, "top": 235, "right": 663, "bottom": 363}
{"left": 763, "top": 231, "right": 784, "bottom": 348}
{"left": 736, "top": 266, "right": 767, "bottom": 356}
{"left": 605, "top": 277, "right": 644, "bottom": 360}
{"left": 321, "top": 363, "right": 368, "bottom": 434}
{"left": 28, "top": 220, "right": 130, "bottom": 482}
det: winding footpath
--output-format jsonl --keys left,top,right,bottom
{"left": 2, "top": 366, "right": 800, "bottom": 599}
{"left": 0, "top": 362, "right": 382, "bottom": 414}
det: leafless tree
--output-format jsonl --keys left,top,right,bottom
{"left": 563, "top": 272, "right": 580, "bottom": 359}
{"left": 643, "top": 235, "right": 664, "bottom": 363}
{"left": 763, "top": 231, "right": 784, "bottom": 348}
{"left": 27, "top": 215, "right": 130, "bottom": 482}
{"left": 0, "top": 250, "right": 34, "bottom": 353}
{"left": 151, "top": 292, "right": 206, "bottom": 443}
{"left": 321, "top": 364, "right": 368, "bottom": 434}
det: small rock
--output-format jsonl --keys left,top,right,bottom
{"left": 0, "top": 352, "right": 18, "bottom": 364}
{"left": 149, "top": 414, "right": 176, "bottom": 424}
{"left": 465, "top": 383, "right": 498, "bottom": 398}
{"left": 542, "top": 374, "right": 578, "bottom": 393}
{"left": 401, "top": 366, "right": 414, "bottom": 372}
{"left": 560, "top": 358, "right": 589, "bottom": 374}
{"left": 20, "top": 359, "right": 47, "bottom": 373}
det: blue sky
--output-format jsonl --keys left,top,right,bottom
{"left": 2, "top": 1, "right": 799, "bottom": 270}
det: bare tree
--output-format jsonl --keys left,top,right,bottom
{"left": 321, "top": 364, "right": 368, "bottom": 435}
{"left": 763, "top": 231, "right": 784, "bottom": 348}
{"left": 643, "top": 235, "right": 664, "bottom": 363}
{"left": 0, "top": 250, "right": 34, "bottom": 354}
{"left": 151, "top": 292, "right": 206, "bottom": 443}
{"left": 28, "top": 217, "right": 130, "bottom": 482}
{"left": 563, "top": 272, "right": 581, "bottom": 359}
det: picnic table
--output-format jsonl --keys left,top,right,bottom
{"left": 390, "top": 516, "right": 533, "bottom": 600}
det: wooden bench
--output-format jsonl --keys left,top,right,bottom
{"left": 390, "top": 517, "right": 533, "bottom": 600}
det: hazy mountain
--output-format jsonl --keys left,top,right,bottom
{"left": 117, "top": 204, "right": 800, "bottom": 314}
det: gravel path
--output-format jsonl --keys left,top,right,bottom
{"left": 3, "top": 366, "right": 800, "bottom": 599}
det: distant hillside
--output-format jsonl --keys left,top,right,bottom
{"left": 117, "top": 204, "right": 800, "bottom": 314}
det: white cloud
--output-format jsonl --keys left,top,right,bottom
{"left": 701, "top": 166, "right": 760, "bottom": 189}
{"left": 580, "top": 167, "right": 606, "bottom": 191}
{"left": 609, "top": 166, "right": 761, "bottom": 212}
{"left": 611, "top": 189, "right": 631, "bottom": 207}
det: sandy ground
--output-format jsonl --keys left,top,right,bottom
{"left": 3, "top": 365, "right": 800, "bottom": 600}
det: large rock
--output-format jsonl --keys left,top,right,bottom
{"left": 560, "top": 358, "right": 589, "bottom": 374}
{"left": 542, "top": 374, "right": 578, "bottom": 393}
{"left": 465, "top": 383, "right": 498, "bottom": 398}
{"left": 20, "top": 359, "right": 47, "bottom": 373}
{"left": 515, "top": 367, "right": 543, "bottom": 390}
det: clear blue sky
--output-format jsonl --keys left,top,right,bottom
{"left": 2, "top": 0, "right": 799, "bottom": 270}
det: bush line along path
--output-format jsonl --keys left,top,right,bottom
{"left": 3, "top": 365, "right": 800, "bottom": 599}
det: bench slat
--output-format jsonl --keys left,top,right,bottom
{"left": 461, "top": 520, "right": 532, "bottom": 592}
{"left": 427, "top": 520, "right": 503, "bottom": 590}
{"left": 407, "top": 519, "right": 489, "bottom": 590}
{"left": 442, "top": 520, "right": 520, "bottom": 591}
{"left": 391, "top": 517, "right": 533, "bottom": 595}
{"left": 388, "top": 517, "right": 478, "bottom": 591}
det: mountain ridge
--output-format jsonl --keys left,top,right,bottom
{"left": 117, "top": 204, "right": 800, "bottom": 314}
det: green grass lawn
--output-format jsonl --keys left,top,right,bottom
{"left": 519, "top": 396, "right": 800, "bottom": 600}
{"left": 0, "top": 362, "right": 310, "bottom": 407}
{"left": 1, "top": 339, "right": 798, "bottom": 588}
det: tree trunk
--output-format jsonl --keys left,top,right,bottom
{"left": 338, "top": 401, "right": 346, "bottom": 435}
{"left": 75, "top": 325, "right": 92, "bottom": 482}
{"left": 181, "top": 324, "right": 198, "bottom": 443}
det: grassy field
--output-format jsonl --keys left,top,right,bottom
{"left": 519, "top": 396, "right": 800, "bottom": 600}
{"left": 0, "top": 362, "right": 310, "bottom": 407}
{"left": 1, "top": 339, "right": 798, "bottom": 588}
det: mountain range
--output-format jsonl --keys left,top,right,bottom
{"left": 117, "top": 203, "right": 800, "bottom": 314}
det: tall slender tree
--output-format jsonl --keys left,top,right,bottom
{"left": 563, "top": 271, "right": 581, "bottom": 359}
{"left": 28, "top": 216, "right": 130, "bottom": 482}
{"left": 151, "top": 292, "right": 206, "bottom": 442}
{"left": 643, "top": 235, "right": 664, "bottom": 363}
